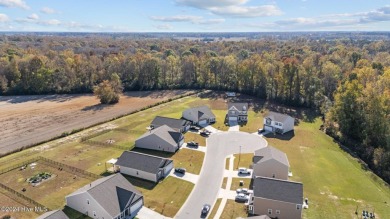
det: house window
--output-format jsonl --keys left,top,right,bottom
{"left": 93, "top": 211, "right": 96, "bottom": 216}
{"left": 231, "top": 110, "right": 235, "bottom": 115}
{"left": 87, "top": 199, "right": 90, "bottom": 204}
{"left": 276, "top": 210, "right": 280, "bottom": 214}
{"left": 272, "top": 174, "right": 275, "bottom": 178}
{"left": 296, "top": 204, "right": 301, "bottom": 210}
{"left": 268, "top": 209, "right": 272, "bottom": 214}
{"left": 266, "top": 118, "right": 271, "bottom": 125}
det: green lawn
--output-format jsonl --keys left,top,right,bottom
{"left": 126, "top": 176, "right": 194, "bottom": 217}
{"left": 265, "top": 118, "right": 390, "bottom": 219}
{"left": 184, "top": 132, "right": 206, "bottom": 146}
{"left": 209, "top": 198, "right": 222, "bottom": 219}
{"left": 230, "top": 178, "right": 252, "bottom": 191}
{"left": 212, "top": 110, "right": 229, "bottom": 131}
{"left": 220, "top": 200, "right": 248, "bottom": 219}
{"left": 233, "top": 153, "right": 253, "bottom": 170}
{"left": 239, "top": 111, "right": 264, "bottom": 133}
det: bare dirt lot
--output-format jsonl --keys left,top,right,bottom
{"left": 0, "top": 90, "right": 191, "bottom": 155}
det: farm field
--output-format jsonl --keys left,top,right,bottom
{"left": 0, "top": 90, "right": 191, "bottom": 155}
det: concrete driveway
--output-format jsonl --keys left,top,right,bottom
{"left": 175, "top": 131, "right": 267, "bottom": 219}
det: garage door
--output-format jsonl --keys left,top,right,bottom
{"left": 264, "top": 125, "right": 273, "bottom": 132}
{"left": 198, "top": 120, "right": 207, "bottom": 126}
{"left": 229, "top": 117, "right": 238, "bottom": 121}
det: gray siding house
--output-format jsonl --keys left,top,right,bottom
{"left": 150, "top": 116, "right": 191, "bottom": 133}
{"left": 116, "top": 151, "right": 173, "bottom": 183}
{"left": 66, "top": 174, "right": 143, "bottom": 219}
{"left": 227, "top": 103, "right": 248, "bottom": 122}
{"left": 36, "top": 210, "right": 69, "bottom": 219}
{"left": 253, "top": 146, "right": 290, "bottom": 180}
{"left": 135, "top": 125, "right": 184, "bottom": 153}
{"left": 263, "top": 111, "right": 295, "bottom": 134}
{"left": 250, "top": 177, "right": 303, "bottom": 219}
{"left": 182, "top": 106, "right": 216, "bottom": 126}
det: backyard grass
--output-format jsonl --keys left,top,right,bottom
{"left": 62, "top": 206, "right": 91, "bottom": 219}
{"left": 126, "top": 176, "right": 194, "bottom": 217}
{"left": 0, "top": 162, "right": 92, "bottom": 210}
{"left": 230, "top": 178, "right": 252, "bottom": 191}
{"left": 220, "top": 200, "right": 248, "bottom": 219}
{"left": 222, "top": 177, "right": 227, "bottom": 189}
{"left": 233, "top": 153, "right": 253, "bottom": 170}
{"left": 265, "top": 118, "right": 390, "bottom": 219}
{"left": 0, "top": 193, "right": 39, "bottom": 219}
{"left": 184, "top": 132, "right": 206, "bottom": 146}
{"left": 208, "top": 198, "right": 222, "bottom": 219}
{"left": 239, "top": 111, "right": 264, "bottom": 133}
{"left": 211, "top": 110, "right": 229, "bottom": 131}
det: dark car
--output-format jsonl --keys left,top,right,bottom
{"left": 201, "top": 204, "right": 211, "bottom": 216}
{"left": 258, "top": 128, "right": 265, "bottom": 134}
{"left": 187, "top": 141, "right": 199, "bottom": 147}
{"left": 174, "top": 168, "right": 186, "bottom": 174}
{"left": 200, "top": 131, "right": 210, "bottom": 137}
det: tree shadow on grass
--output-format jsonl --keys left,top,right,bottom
{"left": 124, "top": 175, "right": 157, "bottom": 190}
{"left": 81, "top": 103, "right": 114, "bottom": 111}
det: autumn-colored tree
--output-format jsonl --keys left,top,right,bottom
{"left": 93, "top": 73, "right": 123, "bottom": 104}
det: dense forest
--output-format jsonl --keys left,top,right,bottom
{"left": 0, "top": 35, "right": 389, "bottom": 183}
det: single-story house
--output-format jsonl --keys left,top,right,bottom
{"left": 66, "top": 174, "right": 143, "bottom": 219}
{"left": 263, "top": 111, "right": 294, "bottom": 134}
{"left": 182, "top": 106, "right": 216, "bottom": 126}
{"left": 135, "top": 125, "right": 184, "bottom": 153}
{"left": 36, "top": 210, "right": 69, "bottom": 219}
{"left": 227, "top": 103, "right": 248, "bottom": 122}
{"left": 253, "top": 146, "right": 290, "bottom": 180}
{"left": 249, "top": 177, "right": 303, "bottom": 219}
{"left": 150, "top": 116, "right": 191, "bottom": 133}
{"left": 116, "top": 151, "right": 173, "bottom": 183}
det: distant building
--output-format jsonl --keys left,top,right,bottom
{"left": 116, "top": 151, "right": 173, "bottom": 183}
{"left": 150, "top": 116, "right": 191, "bottom": 133}
{"left": 226, "top": 92, "right": 236, "bottom": 97}
{"left": 263, "top": 111, "right": 294, "bottom": 134}
{"left": 227, "top": 103, "right": 248, "bottom": 122}
{"left": 135, "top": 125, "right": 184, "bottom": 153}
{"left": 182, "top": 106, "right": 216, "bottom": 126}
{"left": 250, "top": 177, "right": 303, "bottom": 219}
{"left": 253, "top": 146, "right": 290, "bottom": 180}
{"left": 66, "top": 174, "right": 143, "bottom": 219}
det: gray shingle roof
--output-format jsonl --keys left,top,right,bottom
{"left": 183, "top": 106, "right": 215, "bottom": 121}
{"left": 68, "top": 174, "right": 142, "bottom": 218}
{"left": 254, "top": 146, "right": 290, "bottom": 167}
{"left": 264, "top": 111, "right": 294, "bottom": 123}
{"left": 228, "top": 103, "right": 248, "bottom": 111}
{"left": 253, "top": 177, "right": 303, "bottom": 204}
{"left": 151, "top": 116, "right": 190, "bottom": 131}
{"left": 138, "top": 125, "right": 183, "bottom": 146}
{"left": 116, "top": 151, "right": 173, "bottom": 174}
{"left": 36, "top": 210, "right": 69, "bottom": 219}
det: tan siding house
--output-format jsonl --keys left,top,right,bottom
{"left": 253, "top": 146, "right": 290, "bottom": 180}
{"left": 250, "top": 177, "right": 303, "bottom": 219}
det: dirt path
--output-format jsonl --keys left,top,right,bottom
{"left": 0, "top": 90, "right": 190, "bottom": 155}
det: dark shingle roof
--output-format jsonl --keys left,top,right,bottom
{"left": 116, "top": 151, "right": 173, "bottom": 174}
{"left": 138, "top": 125, "right": 183, "bottom": 146}
{"left": 264, "top": 111, "right": 293, "bottom": 123}
{"left": 183, "top": 106, "right": 215, "bottom": 121}
{"left": 36, "top": 210, "right": 69, "bottom": 219}
{"left": 151, "top": 116, "right": 189, "bottom": 131}
{"left": 253, "top": 177, "right": 303, "bottom": 204}
{"left": 228, "top": 103, "right": 248, "bottom": 111}
{"left": 68, "top": 174, "right": 142, "bottom": 218}
{"left": 254, "top": 146, "right": 290, "bottom": 167}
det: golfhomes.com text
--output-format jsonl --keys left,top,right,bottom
{"left": 0, "top": 206, "right": 48, "bottom": 213}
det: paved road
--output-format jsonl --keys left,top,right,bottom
{"left": 175, "top": 131, "right": 267, "bottom": 219}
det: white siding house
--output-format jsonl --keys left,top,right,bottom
{"left": 263, "top": 111, "right": 294, "bottom": 134}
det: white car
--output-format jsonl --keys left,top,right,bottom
{"left": 236, "top": 188, "right": 249, "bottom": 194}
{"left": 235, "top": 193, "right": 249, "bottom": 202}
{"left": 238, "top": 167, "right": 251, "bottom": 175}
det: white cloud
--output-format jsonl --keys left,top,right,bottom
{"left": 0, "top": 13, "right": 9, "bottom": 22}
{"left": 175, "top": 0, "right": 282, "bottom": 18}
{"left": 27, "top": 13, "right": 39, "bottom": 20}
{"left": 40, "top": 7, "right": 57, "bottom": 14}
{"left": 0, "top": 0, "right": 29, "bottom": 9}
{"left": 43, "top": 19, "right": 61, "bottom": 25}
{"left": 194, "top": 18, "right": 225, "bottom": 25}
{"left": 154, "top": 24, "right": 174, "bottom": 30}
{"left": 150, "top": 15, "right": 202, "bottom": 22}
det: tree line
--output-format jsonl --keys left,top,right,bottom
{"left": 0, "top": 35, "right": 389, "bottom": 183}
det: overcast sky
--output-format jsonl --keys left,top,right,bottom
{"left": 0, "top": 0, "right": 389, "bottom": 32}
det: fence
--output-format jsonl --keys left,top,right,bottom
{"left": 0, "top": 182, "right": 49, "bottom": 211}
{"left": 38, "top": 156, "right": 100, "bottom": 180}
{"left": 0, "top": 157, "right": 40, "bottom": 175}
{"left": 82, "top": 140, "right": 132, "bottom": 151}
{"left": 80, "top": 129, "right": 111, "bottom": 142}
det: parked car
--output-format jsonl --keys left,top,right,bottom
{"left": 190, "top": 125, "right": 201, "bottom": 131}
{"left": 174, "top": 168, "right": 186, "bottom": 174}
{"left": 187, "top": 141, "right": 199, "bottom": 147}
{"left": 235, "top": 193, "right": 249, "bottom": 202}
{"left": 236, "top": 188, "right": 249, "bottom": 194}
{"left": 238, "top": 167, "right": 251, "bottom": 175}
{"left": 200, "top": 131, "right": 209, "bottom": 137}
{"left": 201, "top": 204, "right": 211, "bottom": 216}
{"left": 258, "top": 128, "right": 265, "bottom": 134}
